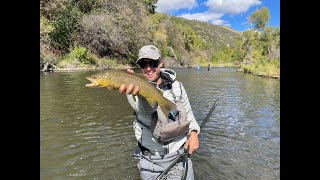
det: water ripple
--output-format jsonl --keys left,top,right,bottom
{"left": 41, "top": 69, "right": 279, "bottom": 179}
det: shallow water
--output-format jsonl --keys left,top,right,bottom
{"left": 40, "top": 68, "right": 280, "bottom": 179}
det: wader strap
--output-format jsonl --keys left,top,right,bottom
{"left": 133, "top": 111, "right": 151, "bottom": 129}
{"left": 136, "top": 118, "right": 151, "bottom": 129}
{"left": 138, "top": 142, "right": 148, "bottom": 151}
{"left": 170, "top": 81, "right": 183, "bottom": 103}
{"left": 138, "top": 142, "right": 154, "bottom": 156}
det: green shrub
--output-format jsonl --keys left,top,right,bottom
{"left": 69, "top": 46, "right": 88, "bottom": 63}
{"left": 181, "top": 27, "right": 203, "bottom": 51}
{"left": 144, "top": 0, "right": 158, "bottom": 14}
{"left": 49, "top": 5, "right": 82, "bottom": 52}
{"left": 149, "top": 13, "right": 166, "bottom": 24}
{"left": 257, "top": 56, "right": 268, "bottom": 66}
{"left": 74, "top": 0, "right": 104, "bottom": 13}
{"left": 271, "top": 58, "right": 280, "bottom": 68}
{"left": 40, "top": 15, "right": 54, "bottom": 40}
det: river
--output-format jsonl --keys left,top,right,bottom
{"left": 40, "top": 67, "right": 280, "bottom": 179}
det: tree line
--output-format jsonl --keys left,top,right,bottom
{"left": 210, "top": 7, "right": 280, "bottom": 77}
{"left": 40, "top": 1, "right": 279, "bottom": 77}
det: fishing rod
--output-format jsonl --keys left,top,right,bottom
{"left": 200, "top": 99, "right": 219, "bottom": 130}
{"left": 155, "top": 148, "right": 188, "bottom": 180}
{"left": 156, "top": 98, "right": 219, "bottom": 180}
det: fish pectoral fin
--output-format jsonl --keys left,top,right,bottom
{"left": 106, "top": 85, "right": 114, "bottom": 90}
{"left": 146, "top": 98, "right": 157, "bottom": 108}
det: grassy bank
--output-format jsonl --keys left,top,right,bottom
{"left": 199, "top": 60, "right": 280, "bottom": 79}
{"left": 43, "top": 45, "right": 279, "bottom": 80}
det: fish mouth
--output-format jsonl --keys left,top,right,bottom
{"left": 85, "top": 77, "right": 98, "bottom": 87}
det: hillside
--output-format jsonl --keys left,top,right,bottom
{"left": 40, "top": 0, "right": 241, "bottom": 70}
{"left": 167, "top": 16, "right": 241, "bottom": 66}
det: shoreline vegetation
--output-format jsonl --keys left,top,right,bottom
{"left": 41, "top": 61, "right": 279, "bottom": 80}
{"left": 40, "top": 1, "right": 279, "bottom": 80}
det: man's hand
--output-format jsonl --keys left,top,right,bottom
{"left": 184, "top": 131, "right": 199, "bottom": 155}
{"left": 119, "top": 69, "right": 140, "bottom": 95}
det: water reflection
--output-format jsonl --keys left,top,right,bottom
{"left": 40, "top": 68, "right": 280, "bottom": 179}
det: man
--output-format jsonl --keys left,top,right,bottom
{"left": 119, "top": 45, "right": 200, "bottom": 179}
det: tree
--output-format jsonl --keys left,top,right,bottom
{"left": 241, "top": 29, "right": 259, "bottom": 63}
{"left": 145, "top": 0, "right": 158, "bottom": 14}
{"left": 260, "top": 27, "right": 280, "bottom": 60}
{"left": 49, "top": 5, "right": 82, "bottom": 52}
{"left": 249, "top": 6, "right": 270, "bottom": 32}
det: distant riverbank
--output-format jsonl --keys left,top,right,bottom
{"left": 200, "top": 62, "right": 280, "bottom": 80}
{"left": 41, "top": 63, "right": 279, "bottom": 80}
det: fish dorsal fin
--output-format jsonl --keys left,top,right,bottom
{"left": 146, "top": 97, "right": 157, "bottom": 108}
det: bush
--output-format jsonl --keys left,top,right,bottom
{"left": 182, "top": 27, "right": 203, "bottom": 51}
{"left": 69, "top": 45, "right": 88, "bottom": 63}
{"left": 49, "top": 5, "right": 82, "bottom": 52}
{"left": 144, "top": 0, "right": 158, "bottom": 14}
{"left": 40, "top": 15, "right": 54, "bottom": 43}
{"left": 74, "top": 0, "right": 104, "bottom": 13}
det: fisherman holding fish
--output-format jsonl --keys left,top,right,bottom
{"left": 119, "top": 45, "right": 200, "bottom": 179}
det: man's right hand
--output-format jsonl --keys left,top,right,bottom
{"left": 119, "top": 69, "right": 140, "bottom": 95}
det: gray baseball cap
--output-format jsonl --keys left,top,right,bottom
{"left": 136, "top": 45, "right": 161, "bottom": 63}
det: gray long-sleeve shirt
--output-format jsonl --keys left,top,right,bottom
{"left": 127, "top": 68, "right": 200, "bottom": 156}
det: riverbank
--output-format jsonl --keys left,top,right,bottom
{"left": 199, "top": 62, "right": 280, "bottom": 80}
{"left": 236, "top": 68, "right": 280, "bottom": 79}
{"left": 41, "top": 62, "right": 279, "bottom": 80}
{"left": 40, "top": 66, "right": 131, "bottom": 72}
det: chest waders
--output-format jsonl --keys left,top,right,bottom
{"left": 155, "top": 99, "right": 219, "bottom": 180}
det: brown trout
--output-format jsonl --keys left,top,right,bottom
{"left": 85, "top": 70, "right": 176, "bottom": 116}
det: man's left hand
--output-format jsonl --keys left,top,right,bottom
{"left": 184, "top": 131, "right": 199, "bottom": 155}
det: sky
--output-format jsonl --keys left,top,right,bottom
{"left": 155, "top": 0, "right": 280, "bottom": 32}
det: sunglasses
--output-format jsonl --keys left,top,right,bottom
{"left": 137, "top": 59, "right": 160, "bottom": 69}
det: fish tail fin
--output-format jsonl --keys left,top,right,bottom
{"left": 159, "top": 100, "right": 177, "bottom": 117}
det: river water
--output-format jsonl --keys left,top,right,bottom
{"left": 40, "top": 68, "right": 280, "bottom": 180}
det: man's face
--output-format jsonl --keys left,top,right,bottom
{"left": 138, "top": 59, "right": 163, "bottom": 82}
